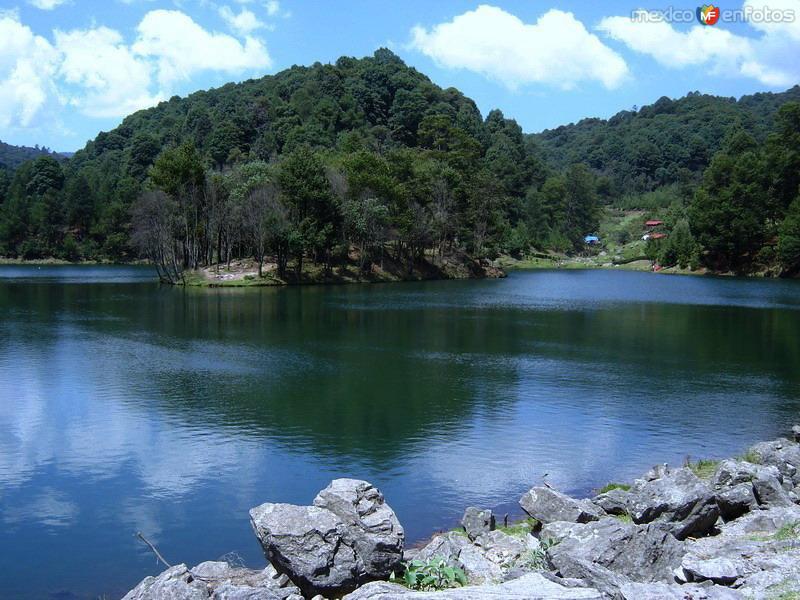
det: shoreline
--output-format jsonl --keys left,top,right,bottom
{"left": 124, "top": 426, "right": 800, "bottom": 599}
{"left": 3, "top": 255, "right": 794, "bottom": 282}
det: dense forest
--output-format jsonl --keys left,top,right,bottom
{"left": 1, "top": 49, "right": 799, "bottom": 278}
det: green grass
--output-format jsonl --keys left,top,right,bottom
{"left": 687, "top": 458, "right": 720, "bottom": 479}
{"left": 496, "top": 517, "right": 539, "bottom": 537}
{"left": 740, "top": 449, "right": 762, "bottom": 464}
{"left": 597, "top": 482, "right": 631, "bottom": 494}
{"left": 614, "top": 513, "right": 633, "bottom": 523}
{"left": 774, "top": 522, "right": 800, "bottom": 541}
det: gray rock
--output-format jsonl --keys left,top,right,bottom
{"left": 341, "top": 572, "right": 603, "bottom": 599}
{"left": 250, "top": 479, "right": 403, "bottom": 597}
{"left": 413, "top": 529, "right": 539, "bottom": 585}
{"left": 747, "top": 438, "right": 800, "bottom": 484}
{"left": 592, "top": 487, "right": 631, "bottom": 516}
{"left": 618, "top": 581, "right": 744, "bottom": 599}
{"left": 460, "top": 507, "right": 494, "bottom": 541}
{"left": 752, "top": 470, "right": 796, "bottom": 507}
{"left": 519, "top": 487, "right": 603, "bottom": 525}
{"left": 679, "top": 556, "right": 740, "bottom": 585}
{"left": 122, "top": 562, "right": 304, "bottom": 600}
{"left": 122, "top": 565, "right": 208, "bottom": 600}
{"left": 792, "top": 425, "right": 800, "bottom": 443}
{"left": 313, "top": 479, "right": 405, "bottom": 580}
{"left": 716, "top": 482, "right": 757, "bottom": 521}
{"left": 541, "top": 517, "right": 684, "bottom": 584}
{"left": 712, "top": 459, "right": 765, "bottom": 489}
{"left": 627, "top": 466, "right": 719, "bottom": 539}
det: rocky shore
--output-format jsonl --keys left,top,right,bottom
{"left": 123, "top": 426, "right": 800, "bottom": 599}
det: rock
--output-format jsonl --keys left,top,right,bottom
{"left": 122, "top": 565, "right": 207, "bottom": 600}
{"left": 626, "top": 466, "right": 719, "bottom": 539}
{"left": 792, "top": 425, "right": 800, "bottom": 443}
{"left": 413, "top": 529, "right": 540, "bottom": 585}
{"left": 250, "top": 479, "right": 403, "bottom": 597}
{"left": 752, "top": 470, "right": 796, "bottom": 507}
{"left": 519, "top": 487, "right": 603, "bottom": 525}
{"left": 122, "top": 562, "right": 304, "bottom": 600}
{"left": 460, "top": 507, "right": 494, "bottom": 541}
{"left": 716, "top": 482, "right": 757, "bottom": 521}
{"left": 313, "top": 479, "right": 405, "bottom": 580}
{"left": 712, "top": 459, "right": 765, "bottom": 489}
{"left": 541, "top": 517, "right": 684, "bottom": 584}
{"left": 617, "top": 581, "right": 744, "bottom": 599}
{"left": 747, "top": 438, "right": 800, "bottom": 484}
{"left": 592, "top": 487, "right": 631, "bottom": 516}
{"left": 679, "top": 556, "right": 740, "bottom": 585}
{"left": 681, "top": 506, "right": 800, "bottom": 600}
{"left": 341, "top": 572, "right": 603, "bottom": 599}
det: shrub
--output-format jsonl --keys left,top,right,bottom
{"left": 391, "top": 557, "right": 468, "bottom": 591}
{"left": 597, "top": 482, "right": 631, "bottom": 494}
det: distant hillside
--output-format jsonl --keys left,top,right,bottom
{"left": 0, "top": 140, "right": 65, "bottom": 172}
{"left": 532, "top": 86, "right": 800, "bottom": 196}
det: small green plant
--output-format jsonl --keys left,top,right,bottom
{"left": 740, "top": 449, "right": 762, "bottom": 464}
{"left": 614, "top": 512, "right": 633, "bottom": 523}
{"left": 496, "top": 517, "right": 539, "bottom": 537}
{"left": 687, "top": 458, "right": 719, "bottom": 479}
{"left": 514, "top": 537, "right": 557, "bottom": 571}
{"left": 391, "top": 557, "right": 468, "bottom": 591}
{"left": 774, "top": 522, "right": 800, "bottom": 541}
{"left": 597, "top": 482, "right": 631, "bottom": 494}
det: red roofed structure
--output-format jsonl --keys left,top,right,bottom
{"left": 645, "top": 219, "right": 663, "bottom": 227}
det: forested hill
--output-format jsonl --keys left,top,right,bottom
{"left": 533, "top": 86, "right": 800, "bottom": 197}
{"left": 1, "top": 49, "right": 799, "bottom": 278}
{"left": 0, "top": 140, "right": 64, "bottom": 171}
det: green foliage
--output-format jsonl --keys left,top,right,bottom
{"left": 778, "top": 198, "right": 800, "bottom": 273}
{"left": 686, "top": 458, "right": 719, "bottom": 479}
{"left": 597, "top": 482, "right": 631, "bottom": 494}
{"left": 496, "top": 517, "right": 539, "bottom": 537}
{"left": 773, "top": 522, "right": 800, "bottom": 541}
{"left": 391, "top": 557, "right": 468, "bottom": 591}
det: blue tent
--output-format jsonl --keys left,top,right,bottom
{"left": 584, "top": 235, "right": 599, "bottom": 244}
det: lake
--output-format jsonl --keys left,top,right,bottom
{"left": 1, "top": 265, "right": 799, "bottom": 599}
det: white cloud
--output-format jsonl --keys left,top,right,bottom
{"left": 0, "top": 9, "right": 274, "bottom": 128}
{"left": 743, "top": 0, "right": 800, "bottom": 40}
{"left": 219, "top": 5, "right": 264, "bottom": 36}
{"left": 266, "top": 0, "right": 280, "bottom": 16}
{"left": 0, "top": 14, "right": 60, "bottom": 128}
{"left": 28, "top": 0, "right": 67, "bottom": 9}
{"left": 133, "top": 9, "right": 272, "bottom": 88}
{"left": 409, "top": 5, "right": 629, "bottom": 90}
{"left": 55, "top": 26, "right": 162, "bottom": 118}
{"left": 597, "top": 1, "right": 800, "bottom": 87}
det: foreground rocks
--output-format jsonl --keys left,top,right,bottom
{"left": 122, "top": 561, "right": 303, "bottom": 600}
{"left": 124, "top": 426, "right": 800, "bottom": 600}
{"left": 249, "top": 479, "right": 404, "bottom": 597}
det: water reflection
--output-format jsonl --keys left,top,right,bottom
{"left": 0, "top": 267, "right": 799, "bottom": 599}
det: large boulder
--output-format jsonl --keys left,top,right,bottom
{"left": 122, "top": 562, "right": 303, "bottom": 600}
{"left": 519, "top": 487, "right": 603, "bottom": 525}
{"left": 460, "top": 507, "right": 494, "bottom": 541}
{"left": 412, "top": 529, "right": 540, "bottom": 585}
{"left": 541, "top": 517, "right": 684, "bottom": 584}
{"left": 617, "top": 581, "right": 744, "bottom": 599}
{"left": 341, "top": 572, "right": 603, "bottom": 599}
{"left": 250, "top": 479, "right": 403, "bottom": 597}
{"left": 716, "top": 483, "right": 758, "bottom": 521}
{"left": 592, "top": 488, "right": 631, "bottom": 516}
{"left": 626, "top": 466, "right": 719, "bottom": 539}
{"left": 746, "top": 438, "right": 800, "bottom": 484}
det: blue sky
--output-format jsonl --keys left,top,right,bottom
{"left": 2, "top": 0, "right": 799, "bottom": 151}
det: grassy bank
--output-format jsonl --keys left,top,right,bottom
{"left": 182, "top": 252, "right": 504, "bottom": 287}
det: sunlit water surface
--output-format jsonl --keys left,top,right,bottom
{"left": 1, "top": 265, "right": 799, "bottom": 598}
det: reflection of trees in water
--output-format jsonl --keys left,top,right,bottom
{"left": 3, "top": 278, "right": 800, "bottom": 470}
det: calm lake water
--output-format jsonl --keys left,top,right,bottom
{"left": 1, "top": 265, "right": 799, "bottom": 599}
